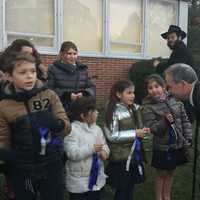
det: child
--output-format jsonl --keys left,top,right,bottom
{"left": 48, "top": 41, "right": 96, "bottom": 112}
{"left": 0, "top": 52, "right": 71, "bottom": 200}
{"left": 142, "top": 74, "right": 192, "bottom": 200}
{"left": 64, "top": 97, "right": 109, "bottom": 200}
{"left": 104, "top": 80, "right": 150, "bottom": 200}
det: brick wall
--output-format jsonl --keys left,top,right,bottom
{"left": 41, "top": 55, "right": 136, "bottom": 107}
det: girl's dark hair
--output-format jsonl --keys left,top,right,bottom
{"left": 3, "top": 52, "right": 36, "bottom": 74}
{"left": 60, "top": 41, "right": 78, "bottom": 53}
{"left": 0, "top": 39, "right": 43, "bottom": 78}
{"left": 69, "top": 97, "right": 96, "bottom": 122}
{"left": 145, "top": 74, "right": 165, "bottom": 89}
{"left": 105, "top": 80, "right": 134, "bottom": 127}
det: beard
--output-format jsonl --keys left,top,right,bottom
{"left": 167, "top": 39, "right": 180, "bottom": 50}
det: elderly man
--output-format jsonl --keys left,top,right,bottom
{"left": 165, "top": 63, "right": 199, "bottom": 121}
{"left": 165, "top": 63, "right": 199, "bottom": 199}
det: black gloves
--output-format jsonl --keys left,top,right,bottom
{"left": 31, "top": 111, "right": 65, "bottom": 133}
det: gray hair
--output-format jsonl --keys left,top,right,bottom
{"left": 165, "top": 63, "right": 198, "bottom": 84}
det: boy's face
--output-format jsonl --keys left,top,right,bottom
{"left": 8, "top": 61, "right": 37, "bottom": 91}
{"left": 60, "top": 48, "right": 78, "bottom": 65}
{"left": 81, "top": 110, "right": 99, "bottom": 125}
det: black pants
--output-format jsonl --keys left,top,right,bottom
{"left": 114, "top": 185, "right": 134, "bottom": 200}
{"left": 69, "top": 190, "right": 101, "bottom": 200}
{"left": 9, "top": 159, "right": 64, "bottom": 200}
{"left": 106, "top": 161, "right": 135, "bottom": 200}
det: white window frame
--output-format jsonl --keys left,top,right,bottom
{"left": 3, "top": 0, "right": 58, "bottom": 54}
{"left": 0, "top": 0, "right": 189, "bottom": 59}
{"left": 143, "top": 0, "right": 180, "bottom": 59}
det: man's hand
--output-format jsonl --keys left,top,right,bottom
{"left": 153, "top": 59, "right": 160, "bottom": 68}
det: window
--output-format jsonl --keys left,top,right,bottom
{"left": 0, "top": 0, "right": 186, "bottom": 58}
{"left": 5, "top": 0, "right": 55, "bottom": 48}
{"left": 63, "top": 0, "right": 103, "bottom": 53}
{"left": 147, "top": 0, "right": 178, "bottom": 57}
{"left": 109, "top": 0, "right": 143, "bottom": 54}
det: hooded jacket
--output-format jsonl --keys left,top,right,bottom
{"left": 0, "top": 80, "right": 71, "bottom": 168}
{"left": 142, "top": 94, "right": 192, "bottom": 151}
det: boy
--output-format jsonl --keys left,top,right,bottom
{"left": 0, "top": 52, "right": 71, "bottom": 200}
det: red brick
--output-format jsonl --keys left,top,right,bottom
{"left": 40, "top": 55, "right": 136, "bottom": 107}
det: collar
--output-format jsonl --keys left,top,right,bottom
{"left": 73, "top": 120, "right": 95, "bottom": 132}
{"left": 189, "top": 81, "right": 197, "bottom": 106}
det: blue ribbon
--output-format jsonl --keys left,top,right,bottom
{"left": 38, "top": 127, "right": 49, "bottom": 138}
{"left": 134, "top": 138, "right": 143, "bottom": 163}
{"left": 88, "top": 153, "right": 100, "bottom": 191}
{"left": 167, "top": 126, "right": 177, "bottom": 160}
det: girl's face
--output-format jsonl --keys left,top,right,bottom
{"left": 8, "top": 61, "right": 37, "bottom": 91}
{"left": 81, "top": 110, "right": 99, "bottom": 125}
{"left": 60, "top": 48, "right": 78, "bottom": 65}
{"left": 117, "top": 86, "right": 135, "bottom": 106}
{"left": 147, "top": 81, "right": 165, "bottom": 97}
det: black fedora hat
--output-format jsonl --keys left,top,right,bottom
{"left": 161, "top": 25, "right": 187, "bottom": 39}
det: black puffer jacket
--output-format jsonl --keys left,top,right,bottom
{"left": 48, "top": 60, "right": 96, "bottom": 110}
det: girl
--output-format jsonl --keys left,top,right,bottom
{"left": 64, "top": 97, "right": 109, "bottom": 200}
{"left": 104, "top": 80, "right": 150, "bottom": 200}
{"left": 48, "top": 41, "right": 95, "bottom": 112}
{"left": 142, "top": 74, "right": 192, "bottom": 200}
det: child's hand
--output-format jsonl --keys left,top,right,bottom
{"left": 136, "top": 129, "right": 146, "bottom": 138}
{"left": 142, "top": 127, "right": 151, "bottom": 134}
{"left": 99, "top": 150, "right": 108, "bottom": 161}
{"left": 165, "top": 113, "right": 174, "bottom": 124}
{"left": 94, "top": 144, "right": 103, "bottom": 153}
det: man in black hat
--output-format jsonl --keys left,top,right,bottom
{"left": 153, "top": 25, "right": 193, "bottom": 74}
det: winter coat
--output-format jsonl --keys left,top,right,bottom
{"left": 64, "top": 121, "right": 109, "bottom": 193}
{"left": 0, "top": 80, "right": 71, "bottom": 168}
{"left": 104, "top": 103, "right": 143, "bottom": 161}
{"left": 142, "top": 94, "right": 192, "bottom": 151}
{"left": 48, "top": 60, "right": 96, "bottom": 110}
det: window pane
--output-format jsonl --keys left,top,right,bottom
{"left": 63, "top": 0, "right": 103, "bottom": 53}
{"left": 5, "top": 0, "right": 54, "bottom": 47}
{"left": 147, "top": 0, "right": 178, "bottom": 57}
{"left": 110, "top": 0, "right": 143, "bottom": 54}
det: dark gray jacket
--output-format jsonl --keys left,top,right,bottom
{"left": 142, "top": 94, "right": 192, "bottom": 151}
{"left": 48, "top": 60, "right": 95, "bottom": 110}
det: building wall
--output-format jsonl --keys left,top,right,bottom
{"left": 41, "top": 55, "right": 136, "bottom": 107}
